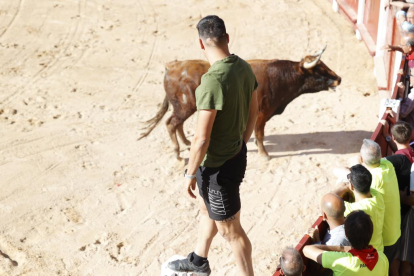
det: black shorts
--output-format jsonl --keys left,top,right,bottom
{"left": 384, "top": 238, "right": 400, "bottom": 265}
{"left": 196, "top": 142, "right": 247, "bottom": 221}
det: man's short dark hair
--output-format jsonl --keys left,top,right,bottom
{"left": 349, "top": 164, "right": 372, "bottom": 194}
{"left": 280, "top": 247, "right": 303, "bottom": 276}
{"left": 196, "top": 15, "right": 227, "bottom": 45}
{"left": 391, "top": 121, "right": 412, "bottom": 144}
{"left": 345, "top": 210, "right": 373, "bottom": 250}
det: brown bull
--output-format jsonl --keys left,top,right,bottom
{"left": 139, "top": 46, "right": 341, "bottom": 160}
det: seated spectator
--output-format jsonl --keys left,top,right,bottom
{"left": 332, "top": 164, "right": 385, "bottom": 252}
{"left": 303, "top": 210, "right": 389, "bottom": 275}
{"left": 396, "top": 7, "right": 414, "bottom": 35}
{"left": 307, "top": 193, "right": 350, "bottom": 247}
{"left": 382, "top": 120, "right": 414, "bottom": 276}
{"left": 277, "top": 247, "right": 306, "bottom": 276}
{"left": 354, "top": 139, "right": 401, "bottom": 264}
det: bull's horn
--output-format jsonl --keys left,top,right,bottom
{"left": 303, "top": 45, "right": 327, "bottom": 69}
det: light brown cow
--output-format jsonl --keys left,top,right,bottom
{"left": 139, "top": 47, "right": 341, "bottom": 160}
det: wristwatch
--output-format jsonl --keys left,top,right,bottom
{"left": 386, "top": 136, "right": 392, "bottom": 142}
{"left": 184, "top": 169, "right": 196, "bottom": 179}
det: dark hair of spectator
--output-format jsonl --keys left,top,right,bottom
{"left": 349, "top": 164, "right": 372, "bottom": 194}
{"left": 345, "top": 210, "right": 373, "bottom": 250}
{"left": 406, "top": 39, "right": 414, "bottom": 48}
{"left": 391, "top": 121, "right": 413, "bottom": 144}
{"left": 196, "top": 15, "right": 227, "bottom": 45}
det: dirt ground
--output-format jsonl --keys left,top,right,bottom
{"left": 0, "top": 0, "right": 380, "bottom": 275}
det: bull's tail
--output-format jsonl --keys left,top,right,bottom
{"left": 138, "top": 96, "right": 169, "bottom": 140}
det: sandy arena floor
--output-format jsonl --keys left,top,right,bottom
{"left": 0, "top": 0, "right": 380, "bottom": 275}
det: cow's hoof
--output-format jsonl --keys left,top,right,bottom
{"left": 260, "top": 154, "right": 271, "bottom": 161}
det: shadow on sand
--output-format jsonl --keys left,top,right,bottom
{"left": 248, "top": 130, "right": 372, "bottom": 159}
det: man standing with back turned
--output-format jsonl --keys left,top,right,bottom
{"left": 167, "top": 15, "right": 258, "bottom": 276}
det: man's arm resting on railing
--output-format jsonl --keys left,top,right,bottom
{"left": 303, "top": 244, "right": 351, "bottom": 265}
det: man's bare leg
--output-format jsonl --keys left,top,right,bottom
{"left": 216, "top": 211, "right": 254, "bottom": 276}
{"left": 195, "top": 196, "right": 218, "bottom": 258}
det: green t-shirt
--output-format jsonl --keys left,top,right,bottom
{"left": 322, "top": 251, "right": 388, "bottom": 276}
{"left": 195, "top": 54, "right": 258, "bottom": 167}
{"left": 370, "top": 159, "right": 401, "bottom": 246}
{"left": 344, "top": 189, "right": 385, "bottom": 252}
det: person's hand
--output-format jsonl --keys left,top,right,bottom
{"left": 343, "top": 246, "right": 352, "bottom": 252}
{"left": 384, "top": 0, "right": 390, "bottom": 10}
{"left": 398, "top": 69, "right": 404, "bottom": 75}
{"left": 381, "top": 44, "right": 394, "bottom": 52}
{"left": 348, "top": 155, "right": 362, "bottom": 167}
{"left": 385, "top": 109, "right": 397, "bottom": 124}
{"left": 381, "top": 119, "right": 391, "bottom": 137}
{"left": 307, "top": 226, "right": 320, "bottom": 242}
{"left": 185, "top": 178, "right": 197, "bottom": 199}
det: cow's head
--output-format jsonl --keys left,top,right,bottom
{"left": 299, "top": 46, "right": 341, "bottom": 93}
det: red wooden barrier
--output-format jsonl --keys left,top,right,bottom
{"left": 371, "top": 57, "right": 406, "bottom": 157}
{"left": 336, "top": 0, "right": 359, "bottom": 25}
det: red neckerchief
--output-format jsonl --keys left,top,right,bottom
{"left": 407, "top": 52, "right": 414, "bottom": 60}
{"left": 349, "top": 246, "right": 378, "bottom": 271}
{"left": 395, "top": 147, "right": 414, "bottom": 164}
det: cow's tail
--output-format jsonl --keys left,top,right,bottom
{"left": 138, "top": 96, "right": 169, "bottom": 140}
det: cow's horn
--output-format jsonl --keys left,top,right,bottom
{"left": 303, "top": 45, "right": 327, "bottom": 69}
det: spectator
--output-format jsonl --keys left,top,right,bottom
{"left": 382, "top": 120, "right": 414, "bottom": 275}
{"left": 307, "top": 193, "right": 350, "bottom": 247}
{"left": 356, "top": 139, "right": 401, "bottom": 268}
{"left": 277, "top": 247, "right": 306, "bottom": 276}
{"left": 382, "top": 38, "right": 414, "bottom": 69}
{"left": 396, "top": 7, "right": 414, "bottom": 35}
{"left": 387, "top": 0, "right": 414, "bottom": 10}
{"left": 332, "top": 164, "right": 385, "bottom": 252}
{"left": 303, "top": 210, "right": 389, "bottom": 275}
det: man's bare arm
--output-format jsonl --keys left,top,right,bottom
{"left": 303, "top": 245, "right": 324, "bottom": 265}
{"left": 243, "top": 90, "right": 258, "bottom": 143}
{"left": 186, "top": 109, "right": 217, "bottom": 176}
{"left": 303, "top": 244, "right": 350, "bottom": 265}
{"left": 332, "top": 182, "right": 351, "bottom": 199}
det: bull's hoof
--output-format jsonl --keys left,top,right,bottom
{"left": 260, "top": 154, "right": 271, "bottom": 161}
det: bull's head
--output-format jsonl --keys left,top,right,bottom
{"left": 299, "top": 45, "right": 341, "bottom": 93}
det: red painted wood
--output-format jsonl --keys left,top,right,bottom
{"left": 337, "top": 0, "right": 358, "bottom": 24}
{"left": 343, "top": 0, "right": 359, "bottom": 13}
{"left": 363, "top": 0, "right": 381, "bottom": 43}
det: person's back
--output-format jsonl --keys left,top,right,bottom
{"left": 322, "top": 250, "right": 388, "bottom": 276}
{"left": 197, "top": 55, "right": 256, "bottom": 167}
{"left": 369, "top": 158, "right": 401, "bottom": 247}
{"left": 303, "top": 210, "right": 389, "bottom": 276}
{"left": 344, "top": 188, "right": 385, "bottom": 252}
{"left": 359, "top": 139, "right": 401, "bottom": 247}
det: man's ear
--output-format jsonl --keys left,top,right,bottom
{"left": 303, "top": 264, "right": 306, "bottom": 272}
{"left": 226, "top": 33, "right": 230, "bottom": 44}
{"left": 199, "top": 38, "right": 205, "bottom": 50}
{"left": 349, "top": 182, "right": 354, "bottom": 191}
{"left": 322, "top": 211, "right": 327, "bottom": 221}
{"left": 280, "top": 270, "right": 284, "bottom": 275}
